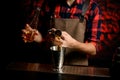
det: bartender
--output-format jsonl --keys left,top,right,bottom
{"left": 22, "top": 0, "right": 102, "bottom": 66}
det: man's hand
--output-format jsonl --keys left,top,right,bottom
{"left": 21, "top": 24, "right": 42, "bottom": 43}
{"left": 60, "top": 31, "right": 77, "bottom": 48}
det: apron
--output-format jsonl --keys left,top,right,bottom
{"left": 52, "top": 18, "right": 88, "bottom": 66}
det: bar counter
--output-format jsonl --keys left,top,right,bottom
{"left": 5, "top": 62, "right": 111, "bottom": 80}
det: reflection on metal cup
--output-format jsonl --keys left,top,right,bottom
{"left": 50, "top": 46, "right": 65, "bottom": 72}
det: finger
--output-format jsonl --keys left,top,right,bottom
{"left": 60, "top": 32, "right": 65, "bottom": 40}
{"left": 22, "top": 35, "right": 27, "bottom": 39}
{"left": 53, "top": 40, "right": 63, "bottom": 46}
{"left": 29, "top": 29, "right": 39, "bottom": 37}
{"left": 25, "top": 24, "right": 33, "bottom": 31}
{"left": 48, "top": 28, "right": 56, "bottom": 32}
{"left": 54, "top": 37, "right": 63, "bottom": 45}
{"left": 22, "top": 29, "right": 27, "bottom": 33}
{"left": 61, "top": 31, "right": 67, "bottom": 40}
{"left": 51, "top": 28, "right": 56, "bottom": 31}
{"left": 22, "top": 35, "right": 27, "bottom": 43}
{"left": 23, "top": 38, "right": 28, "bottom": 43}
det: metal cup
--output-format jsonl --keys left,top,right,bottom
{"left": 50, "top": 46, "right": 65, "bottom": 72}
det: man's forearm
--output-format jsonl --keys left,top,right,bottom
{"left": 70, "top": 40, "right": 96, "bottom": 55}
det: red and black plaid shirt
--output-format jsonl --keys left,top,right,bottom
{"left": 25, "top": 0, "right": 102, "bottom": 48}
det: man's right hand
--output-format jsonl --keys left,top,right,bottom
{"left": 21, "top": 24, "right": 42, "bottom": 43}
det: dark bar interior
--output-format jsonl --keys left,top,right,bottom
{"left": 1, "top": 0, "right": 120, "bottom": 80}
